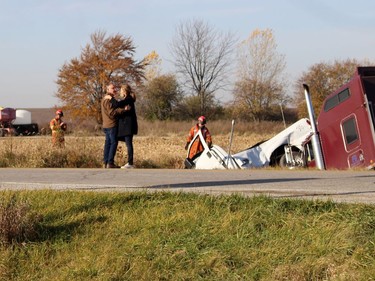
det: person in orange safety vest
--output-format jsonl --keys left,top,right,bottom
{"left": 185, "top": 116, "right": 212, "bottom": 159}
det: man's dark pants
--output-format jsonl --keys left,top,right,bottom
{"left": 103, "top": 127, "right": 118, "bottom": 165}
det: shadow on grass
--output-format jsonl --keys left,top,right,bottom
{"left": 37, "top": 215, "right": 107, "bottom": 242}
{"left": 36, "top": 192, "right": 151, "bottom": 243}
{"left": 150, "top": 177, "right": 317, "bottom": 188}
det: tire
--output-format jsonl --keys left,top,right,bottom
{"left": 279, "top": 151, "right": 305, "bottom": 168}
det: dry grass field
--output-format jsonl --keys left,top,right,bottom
{"left": 0, "top": 119, "right": 287, "bottom": 168}
{"left": 3, "top": 119, "right": 375, "bottom": 280}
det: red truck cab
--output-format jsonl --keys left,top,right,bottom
{"left": 316, "top": 67, "right": 375, "bottom": 169}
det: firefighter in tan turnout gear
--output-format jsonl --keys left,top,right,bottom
{"left": 50, "top": 109, "right": 67, "bottom": 148}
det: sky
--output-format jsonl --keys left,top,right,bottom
{"left": 1, "top": 0, "right": 374, "bottom": 108}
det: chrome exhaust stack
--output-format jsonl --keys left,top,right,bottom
{"left": 303, "top": 84, "right": 325, "bottom": 170}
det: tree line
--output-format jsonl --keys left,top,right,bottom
{"left": 55, "top": 20, "right": 373, "bottom": 125}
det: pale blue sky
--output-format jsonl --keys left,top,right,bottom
{"left": 1, "top": 0, "right": 374, "bottom": 108}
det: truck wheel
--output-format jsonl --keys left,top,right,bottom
{"left": 279, "top": 151, "right": 305, "bottom": 168}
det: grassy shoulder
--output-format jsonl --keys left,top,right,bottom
{"left": 1, "top": 190, "right": 375, "bottom": 280}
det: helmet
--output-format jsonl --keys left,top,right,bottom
{"left": 198, "top": 115, "right": 206, "bottom": 125}
{"left": 56, "top": 109, "right": 63, "bottom": 117}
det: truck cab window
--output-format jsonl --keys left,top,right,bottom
{"left": 338, "top": 88, "right": 350, "bottom": 102}
{"left": 324, "top": 88, "right": 350, "bottom": 112}
{"left": 342, "top": 117, "right": 359, "bottom": 145}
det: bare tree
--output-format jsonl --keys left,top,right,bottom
{"left": 56, "top": 31, "right": 145, "bottom": 124}
{"left": 170, "top": 19, "right": 236, "bottom": 117}
{"left": 233, "top": 29, "right": 287, "bottom": 121}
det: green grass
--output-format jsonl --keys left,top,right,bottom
{"left": 1, "top": 190, "right": 375, "bottom": 280}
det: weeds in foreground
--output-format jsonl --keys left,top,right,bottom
{"left": 0, "top": 190, "right": 375, "bottom": 280}
{"left": 0, "top": 194, "right": 41, "bottom": 246}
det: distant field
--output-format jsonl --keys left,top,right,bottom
{"left": 18, "top": 108, "right": 289, "bottom": 137}
{"left": 1, "top": 118, "right": 287, "bottom": 168}
{"left": 0, "top": 134, "right": 272, "bottom": 169}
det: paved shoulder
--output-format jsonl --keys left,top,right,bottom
{"left": 1, "top": 168, "right": 374, "bottom": 204}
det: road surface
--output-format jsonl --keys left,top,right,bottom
{"left": 1, "top": 168, "right": 375, "bottom": 204}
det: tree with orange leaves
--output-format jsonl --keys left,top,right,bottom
{"left": 56, "top": 31, "right": 146, "bottom": 125}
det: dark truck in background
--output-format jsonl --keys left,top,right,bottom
{"left": 0, "top": 107, "right": 39, "bottom": 136}
{"left": 12, "top": 123, "right": 39, "bottom": 136}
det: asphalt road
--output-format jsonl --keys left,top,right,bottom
{"left": 1, "top": 168, "right": 375, "bottom": 204}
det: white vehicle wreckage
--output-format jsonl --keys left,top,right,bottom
{"left": 184, "top": 118, "right": 315, "bottom": 170}
{"left": 186, "top": 66, "right": 375, "bottom": 171}
{"left": 185, "top": 83, "right": 328, "bottom": 170}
